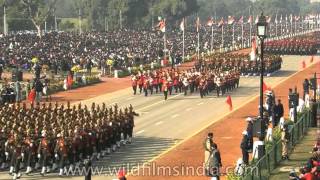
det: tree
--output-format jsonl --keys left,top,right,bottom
{"left": 106, "top": 0, "right": 129, "bottom": 29}
{"left": 21, "top": 0, "right": 57, "bottom": 37}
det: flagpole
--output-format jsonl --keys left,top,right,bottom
{"left": 241, "top": 22, "right": 244, "bottom": 48}
{"left": 211, "top": 25, "right": 213, "bottom": 52}
{"left": 163, "top": 19, "right": 166, "bottom": 63}
{"left": 222, "top": 25, "right": 224, "bottom": 48}
{"left": 197, "top": 27, "right": 200, "bottom": 61}
{"left": 182, "top": 24, "right": 185, "bottom": 63}
{"left": 249, "top": 22, "right": 252, "bottom": 47}
{"left": 232, "top": 23, "right": 235, "bottom": 48}
{"left": 275, "top": 21, "right": 278, "bottom": 37}
{"left": 295, "top": 20, "right": 297, "bottom": 34}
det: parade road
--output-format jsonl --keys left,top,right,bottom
{"left": 0, "top": 55, "right": 314, "bottom": 180}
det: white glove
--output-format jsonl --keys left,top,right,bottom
{"left": 5, "top": 152, "right": 9, "bottom": 157}
{"left": 37, "top": 154, "right": 41, "bottom": 159}
{"left": 55, "top": 154, "right": 58, "bottom": 158}
{"left": 21, "top": 153, "right": 24, "bottom": 158}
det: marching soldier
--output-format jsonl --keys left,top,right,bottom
{"left": 54, "top": 131, "right": 68, "bottom": 176}
{"left": 24, "top": 129, "right": 35, "bottom": 175}
{"left": 11, "top": 133, "right": 23, "bottom": 180}
{"left": 38, "top": 130, "right": 51, "bottom": 176}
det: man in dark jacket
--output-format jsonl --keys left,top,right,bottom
{"left": 274, "top": 99, "right": 284, "bottom": 127}
{"left": 207, "top": 144, "right": 222, "bottom": 179}
{"left": 34, "top": 79, "right": 43, "bottom": 103}
{"left": 240, "top": 130, "right": 249, "bottom": 165}
{"left": 302, "top": 79, "right": 310, "bottom": 101}
{"left": 246, "top": 117, "right": 254, "bottom": 152}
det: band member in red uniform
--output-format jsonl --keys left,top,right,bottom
{"left": 162, "top": 77, "right": 169, "bottom": 100}
{"left": 131, "top": 75, "right": 138, "bottom": 95}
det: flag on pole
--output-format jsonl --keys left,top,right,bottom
{"left": 275, "top": 14, "right": 278, "bottom": 24}
{"left": 228, "top": 16, "right": 235, "bottom": 25}
{"left": 302, "top": 60, "right": 306, "bottom": 69}
{"left": 250, "top": 37, "right": 257, "bottom": 61}
{"left": 248, "top": 16, "right": 253, "bottom": 24}
{"left": 196, "top": 17, "right": 200, "bottom": 32}
{"left": 158, "top": 19, "right": 166, "bottom": 32}
{"left": 225, "top": 95, "right": 233, "bottom": 111}
{"left": 280, "top": 15, "right": 283, "bottom": 23}
{"left": 266, "top": 16, "right": 271, "bottom": 24}
{"left": 285, "top": 14, "right": 288, "bottom": 22}
{"left": 218, "top": 17, "right": 224, "bottom": 27}
{"left": 290, "top": 14, "right": 293, "bottom": 23}
{"left": 255, "top": 15, "right": 259, "bottom": 24}
{"left": 180, "top": 18, "right": 185, "bottom": 31}
{"left": 238, "top": 16, "right": 244, "bottom": 24}
{"left": 263, "top": 82, "right": 271, "bottom": 92}
{"left": 207, "top": 17, "right": 214, "bottom": 27}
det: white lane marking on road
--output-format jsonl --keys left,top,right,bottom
{"left": 136, "top": 93, "right": 183, "bottom": 111}
{"left": 220, "top": 137, "right": 233, "bottom": 139}
{"left": 126, "top": 97, "right": 135, "bottom": 100}
{"left": 155, "top": 121, "right": 163, "bottom": 126}
{"left": 135, "top": 130, "right": 145, "bottom": 135}
{"left": 185, "top": 108, "right": 193, "bottom": 112}
{"left": 137, "top": 111, "right": 149, "bottom": 114}
{"left": 197, "top": 102, "right": 204, "bottom": 106}
{"left": 171, "top": 114, "right": 180, "bottom": 119}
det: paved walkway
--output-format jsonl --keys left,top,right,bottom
{"left": 269, "top": 128, "right": 318, "bottom": 180}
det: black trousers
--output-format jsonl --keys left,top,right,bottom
{"left": 25, "top": 149, "right": 34, "bottom": 167}
{"left": 40, "top": 150, "right": 49, "bottom": 167}
{"left": 13, "top": 156, "right": 22, "bottom": 174}
{"left": 57, "top": 152, "right": 66, "bottom": 169}
{"left": 164, "top": 91, "right": 168, "bottom": 100}
{"left": 132, "top": 86, "right": 137, "bottom": 95}
{"left": 242, "top": 149, "right": 249, "bottom": 165}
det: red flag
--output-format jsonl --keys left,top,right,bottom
{"left": 118, "top": 169, "right": 126, "bottom": 178}
{"left": 67, "top": 74, "right": 73, "bottom": 89}
{"left": 207, "top": 17, "right": 213, "bottom": 27}
{"left": 28, "top": 89, "right": 36, "bottom": 103}
{"left": 310, "top": 56, "right": 314, "bottom": 63}
{"left": 238, "top": 16, "right": 244, "bottom": 24}
{"left": 266, "top": 16, "right": 271, "bottom": 24}
{"left": 226, "top": 95, "right": 233, "bottom": 111}
{"left": 158, "top": 19, "right": 166, "bottom": 32}
{"left": 255, "top": 15, "right": 259, "bottom": 24}
{"left": 227, "top": 16, "right": 235, "bottom": 25}
{"left": 218, "top": 18, "right": 224, "bottom": 27}
{"left": 247, "top": 16, "right": 253, "bottom": 24}
{"left": 250, "top": 37, "right": 257, "bottom": 61}
{"left": 263, "top": 82, "right": 271, "bottom": 92}
{"left": 302, "top": 60, "right": 306, "bottom": 69}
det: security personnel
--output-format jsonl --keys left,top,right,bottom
{"left": 203, "top": 132, "right": 216, "bottom": 174}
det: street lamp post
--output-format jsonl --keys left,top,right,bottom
{"left": 257, "top": 13, "right": 267, "bottom": 139}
